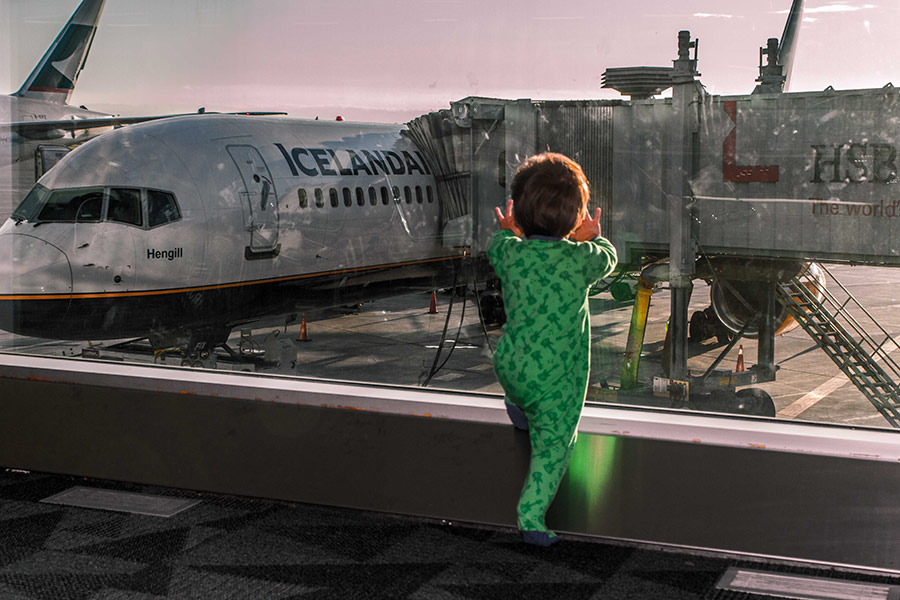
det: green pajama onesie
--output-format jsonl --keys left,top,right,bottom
{"left": 488, "top": 229, "right": 617, "bottom": 535}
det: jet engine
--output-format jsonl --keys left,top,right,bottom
{"left": 701, "top": 260, "right": 825, "bottom": 340}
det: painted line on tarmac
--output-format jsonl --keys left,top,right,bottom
{"left": 777, "top": 376, "right": 849, "bottom": 419}
{"left": 777, "top": 342, "right": 900, "bottom": 420}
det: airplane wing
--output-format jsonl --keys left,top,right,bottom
{"left": 6, "top": 111, "right": 288, "bottom": 137}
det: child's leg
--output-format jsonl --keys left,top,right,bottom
{"left": 505, "top": 402, "right": 529, "bottom": 430}
{"left": 516, "top": 394, "right": 582, "bottom": 535}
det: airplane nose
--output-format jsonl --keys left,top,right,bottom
{"left": 0, "top": 232, "right": 73, "bottom": 337}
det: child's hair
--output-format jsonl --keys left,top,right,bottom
{"left": 510, "top": 152, "right": 590, "bottom": 238}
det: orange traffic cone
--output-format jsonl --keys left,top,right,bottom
{"left": 735, "top": 344, "right": 744, "bottom": 372}
{"left": 298, "top": 313, "right": 310, "bottom": 342}
{"left": 429, "top": 291, "right": 438, "bottom": 314}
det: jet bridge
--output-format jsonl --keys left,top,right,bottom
{"left": 408, "top": 29, "right": 900, "bottom": 421}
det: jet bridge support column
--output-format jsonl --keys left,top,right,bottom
{"left": 667, "top": 31, "right": 702, "bottom": 380}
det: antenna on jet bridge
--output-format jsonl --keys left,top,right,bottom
{"left": 754, "top": 38, "right": 786, "bottom": 94}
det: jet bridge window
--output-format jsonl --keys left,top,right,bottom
{"left": 36, "top": 187, "right": 104, "bottom": 222}
{"left": 147, "top": 189, "right": 181, "bottom": 228}
{"left": 107, "top": 188, "right": 143, "bottom": 227}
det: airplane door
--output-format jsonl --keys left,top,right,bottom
{"left": 227, "top": 145, "right": 280, "bottom": 254}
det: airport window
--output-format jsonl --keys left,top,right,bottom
{"left": 147, "top": 190, "right": 181, "bottom": 228}
{"left": 107, "top": 188, "right": 143, "bottom": 227}
{"left": 9, "top": 1, "right": 900, "bottom": 444}
{"left": 35, "top": 187, "right": 104, "bottom": 222}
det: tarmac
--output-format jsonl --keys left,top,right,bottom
{"left": 1, "top": 262, "right": 895, "bottom": 429}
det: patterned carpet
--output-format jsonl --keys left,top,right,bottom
{"left": 0, "top": 469, "right": 895, "bottom": 600}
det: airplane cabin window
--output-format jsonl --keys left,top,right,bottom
{"left": 404, "top": 186, "right": 412, "bottom": 204}
{"left": 147, "top": 190, "right": 181, "bottom": 228}
{"left": 356, "top": 187, "right": 365, "bottom": 207}
{"left": 392, "top": 186, "right": 400, "bottom": 203}
{"left": 314, "top": 188, "right": 324, "bottom": 208}
{"left": 415, "top": 186, "right": 423, "bottom": 204}
{"left": 368, "top": 186, "right": 377, "bottom": 206}
{"left": 329, "top": 188, "right": 339, "bottom": 208}
{"left": 298, "top": 188, "right": 308, "bottom": 209}
{"left": 36, "top": 188, "right": 104, "bottom": 222}
{"left": 380, "top": 187, "right": 389, "bottom": 205}
{"left": 107, "top": 188, "right": 143, "bottom": 227}
{"left": 342, "top": 187, "right": 352, "bottom": 207}
{"left": 426, "top": 186, "right": 434, "bottom": 204}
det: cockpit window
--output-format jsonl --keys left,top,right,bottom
{"left": 147, "top": 190, "right": 181, "bottom": 228}
{"left": 12, "top": 184, "right": 49, "bottom": 222}
{"left": 37, "top": 188, "right": 104, "bottom": 222}
{"left": 108, "top": 188, "right": 143, "bottom": 227}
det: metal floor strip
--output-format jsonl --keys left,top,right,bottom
{"left": 715, "top": 567, "right": 900, "bottom": 600}
{"left": 40, "top": 486, "right": 201, "bottom": 517}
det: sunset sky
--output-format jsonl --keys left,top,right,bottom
{"left": 2, "top": 0, "right": 898, "bottom": 122}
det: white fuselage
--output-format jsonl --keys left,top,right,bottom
{"left": 0, "top": 115, "right": 461, "bottom": 341}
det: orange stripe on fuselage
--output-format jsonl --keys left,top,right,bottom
{"left": 0, "top": 255, "right": 462, "bottom": 301}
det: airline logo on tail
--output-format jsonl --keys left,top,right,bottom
{"left": 14, "top": 0, "right": 106, "bottom": 104}
{"left": 27, "top": 24, "right": 95, "bottom": 95}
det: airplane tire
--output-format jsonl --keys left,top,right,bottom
{"left": 734, "top": 388, "right": 776, "bottom": 417}
{"left": 480, "top": 293, "right": 506, "bottom": 326}
{"left": 689, "top": 310, "right": 708, "bottom": 342}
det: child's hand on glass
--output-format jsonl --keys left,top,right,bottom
{"left": 571, "top": 207, "right": 601, "bottom": 241}
{"left": 495, "top": 199, "right": 523, "bottom": 237}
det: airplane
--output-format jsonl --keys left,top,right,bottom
{"left": 0, "top": 114, "right": 466, "bottom": 355}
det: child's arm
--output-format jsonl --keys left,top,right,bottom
{"left": 494, "top": 199, "right": 524, "bottom": 237}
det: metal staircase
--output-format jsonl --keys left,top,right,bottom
{"left": 776, "top": 264, "right": 900, "bottom": 428}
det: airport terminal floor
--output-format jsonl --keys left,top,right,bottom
{"left": 2, "top": 469, "right": 900, "bottom": 600}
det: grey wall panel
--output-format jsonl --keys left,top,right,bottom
{"left": 4, "top": 372, "right": 900, "bottom": 571}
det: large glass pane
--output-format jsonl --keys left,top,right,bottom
{"left": 2, "top": 1, "right": 900, "bottom": 435}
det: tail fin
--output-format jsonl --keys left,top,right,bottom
{"left": 778, "top": 0, "right": 805, "bottom": 91}
{"left": 13, "top": 0, "right": 106, "bottom": 105}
